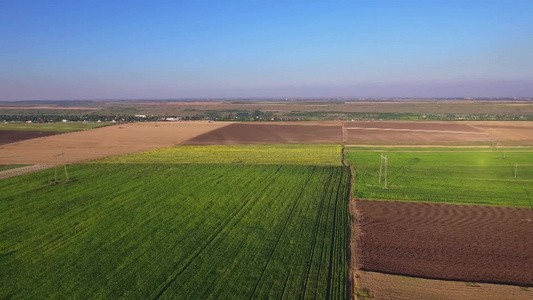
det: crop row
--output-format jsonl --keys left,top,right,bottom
{"left": 0, "top": 163, "right": 349, "bottom": 299}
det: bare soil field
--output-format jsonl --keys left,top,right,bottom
{"left": 467, "top": 121, "right": 533, "bottom": 145}
{"left": 345, "top": 121, "right": 485, "bottom": 132}
{"left": 0, "top": 122, "right": 230, "bottom": 164}
{"left": 357, "top": 271, "right": 532, "bottom": 300}
{"left": 343, "top": 121, "right": 533, "bottom": 145}
{"left": 0, "top": 130, "right": 61, "bottom": 145}
{"left": 344, "top": 130, "right": 493, "bottom": 144}
{"left": 182, "top": 122, "right": 343, "bottom": 145}
{"left": 0, "top": 106, "right": 100, "bottom": 110}
{"left": 357, "top": 200, "right": 533, "bottom": 286}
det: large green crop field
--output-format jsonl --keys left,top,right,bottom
{"left": 1, "top": 163, "right": 349, "bottom": 299}
{"left": 97, "top": 144, "right": 342, "bottom": 166}
{"left": 347, "top": 148, "right": 533, "bottom": 207}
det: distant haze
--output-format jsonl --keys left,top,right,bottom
{"left": 1, "top": 0, "right": 532, "bottom": 100}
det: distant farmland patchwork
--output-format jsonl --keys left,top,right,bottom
{"left": 1, "top": 163, "right": 350, "bottom": 299}
{"left": 2, "top": 121, "right": 533, "bottom": 299}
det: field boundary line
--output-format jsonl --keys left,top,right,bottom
{"left": 346, "top": 150, "right": 533, "bottom": 153}
{"left": 0, "top": 164, "right": 54, "bottom": 179}
{"left": 344, "top": 127, "right": 488, "bottom": 135}
{"left": 357, "top": 268, "right": 533, "bottom": 288}
{"left": 345, "top": 145, "right": 497, "bottom": 148}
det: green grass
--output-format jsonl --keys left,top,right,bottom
{"left": 0, "top": 122, "right": 113, "bottom": 132}
{"left": 96, "top": 144, "right": 343, "bottom": 166}
{"left": 0, "top": 163, "right": 350, "bottom": 299}
{"left": 346, "top": 146, "right": 533, "bottom": 152}
{"left": 0, "top": 164, "right": 28, "bottom": 172}
{"left": 347, "top": 148, "right": 533, "bottom": 207}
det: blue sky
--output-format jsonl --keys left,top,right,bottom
{"left": 1, "top": 0, "right": 532, "bottom": 100}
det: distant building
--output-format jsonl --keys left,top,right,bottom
{"left": 134, "top": 115, "right": 147, "bottom": 118}
{"left": 165, "top": 117, "right": 182, "bottom": 121}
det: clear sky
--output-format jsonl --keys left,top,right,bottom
{"left": 1, "top": 0, "right": 532, "bottom": 100}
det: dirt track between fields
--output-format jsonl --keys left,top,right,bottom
{"left": 357, "top": 200, "right": 533, "bottom": 286}
{"left": 182, "top": 123, "right": 343, "bottom": 145}
{"left": 0, "top": 130, "right": 61, "bottom": 145}
{"left": 0, "top": 122, "right": 230, "bottom": 164}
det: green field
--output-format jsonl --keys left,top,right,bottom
{"left": 0, "top": 122, "right": 112, "bottom": 132}
{"left": 97, "top": 144, "right": 343, "bottom": 166}
{"left": 347, "top": 148, "right": 533, "bottom": 207}
{"left": 346, "top": 146, "right": 533, "bottom": 152}
{"left": 1, "top": 163, "right": 349, "bottom": 299}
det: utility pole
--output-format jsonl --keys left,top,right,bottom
{"left": 379, "top": 154, "right": 388, "bottom": 189}
{"left": 383, "top": 155, "right": 388, "bottom": 189}
{"left": 379, "top": 154, "right": 383, "bottom": 184}
{"left": 52, "top": 152, "right": 68, "bottom": 183}
{"left": 54, "top": 161, "right": 58, "bottom": 183}
{"left": 514, "top": 164, "right": 518, "bottom": 178}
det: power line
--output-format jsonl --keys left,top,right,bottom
{"left": 379, "top": 154, "right": 388, "bottom": 189}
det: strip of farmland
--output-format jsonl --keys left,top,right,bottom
{"left": 96, "top": 144, "right": 343, "bottom": 166}
{"left": 0, "top": 130, "right": 61, "bottom": 145}
{"left": 357, "top": 200, "right": 533, "bottom": 286}
{"left": 182, "top": 123, "right": 343, "bottom": 145}
{"left": 0, "top": 164, "right": 350, "bottom": 299}
{"left": 347, "top": 149, "right": 533, "bottom": 207}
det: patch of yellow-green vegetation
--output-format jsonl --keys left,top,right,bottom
{"left": 96, "top": 144, "right": 343, "bottom": 166}
{"left": 0, "top": 122, "right": 113, "bottom": 132}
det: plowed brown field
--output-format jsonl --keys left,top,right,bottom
{"left": 182, "top": 122, "right": 343, "bottom": 145}
{"left": 357, "top": 271, "right": 532, "bottom": 300}
{"left": 345, "top": 121, "right": 484, "bottom": 132}
{"left": 343, "top": 121, "right": 533, "bottom": 145}
{"left": 358, "top": 200, "right": 533, "bottom": 286}
{"left": 0, "top": 130, "right": 61, "bottom": 145}
{"left": 0, "top": 122, "right": 230, "bottom": 164}
{"left": 344, "top": 121, "right": 494, "bottom": 144}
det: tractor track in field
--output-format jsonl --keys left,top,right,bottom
{"left": 300, "top": 168, "right": 334, "bottom": 298}
{"left": 248, "top": 167, "right": 317, "bottom": 299}
{"left": 153, "top": 166, "right": 283, "bottom": 300}
{"left": 325, "top": 169, "right": 344, "bottom": 299}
